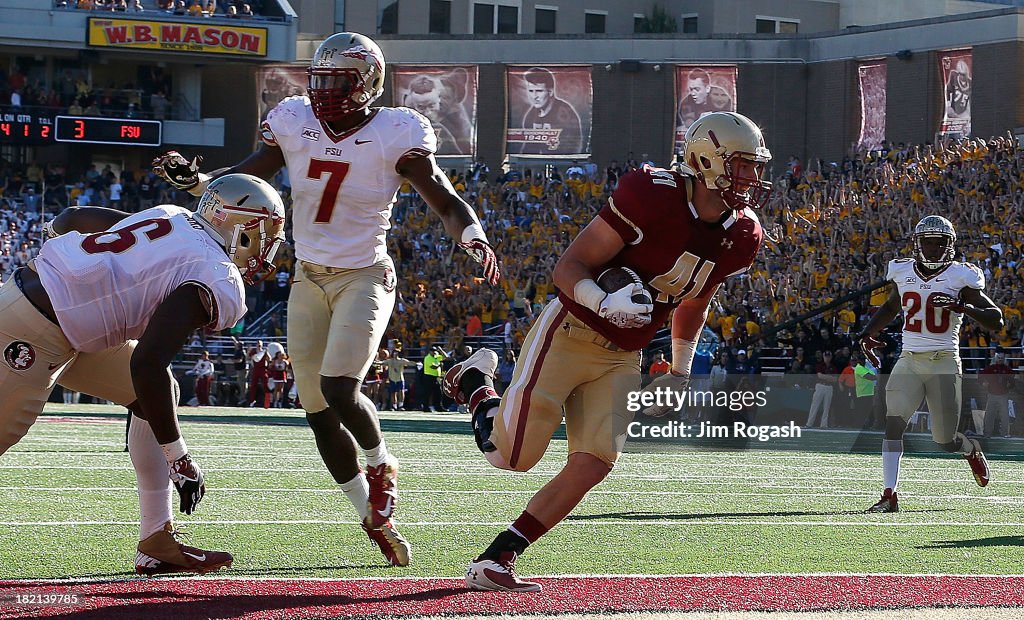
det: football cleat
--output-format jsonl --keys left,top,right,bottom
{"left": 866, "top": 488, "right": 899, "bottom": 513}
{"left": 362, "top": 520, "right": 411, "bottom": 567}
{"left": 962, "top": 437, "right": 990, "bottom": 487}
{"left": 466, "top": 552, "right": 541, "bottom": 592}
{"left": 135, "top": 521, "right": 233, "bottom": 576}
{"left": 364, "top": 457, "right": 400, "bottom": 529}
{"left": 442, "top": 349, "right": 498, "bottom": 405}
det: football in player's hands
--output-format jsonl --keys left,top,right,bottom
{"left": 597, "top": 267, "right": 653, "bottom": 306}
{"left": 152, "top": 151, "right": 203, "bottom": 190}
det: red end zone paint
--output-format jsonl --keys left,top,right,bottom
{"left": 1, "top": 575, "right": 1022, "bottom": 619}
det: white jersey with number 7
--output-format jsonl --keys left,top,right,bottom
{"left": 886, "top": 258, "right": 985, "bottom": 353}
{"left": 260, "top": 95, "right": 437, "bottom": 269}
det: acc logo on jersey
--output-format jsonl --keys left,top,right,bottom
{"left": 301, "top": 127, "right": 321, "bottom": 142}
{"left": 4, "top": 341, "right": 36, "bottom": 371}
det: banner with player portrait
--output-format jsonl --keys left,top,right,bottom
{"left": 393, "top": 66, "right": 478, "bottom": 158}
{"left": 506, "top": 65, "right": 592, "bottom": 158}
{"left": 674, "top": 65, "right": 737, "bottom": 154}
{"left": 256, "top": 65, "right": 307, "bottom": 122}
{"left": 857, "top": 62, "right": 886, "bottom": 151}
{"left": 939, "top": 49, "right": 972, "bottom": 138}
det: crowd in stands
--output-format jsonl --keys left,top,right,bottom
{"left": 57, "top": 0, "right": 262, "bottom": 18}
{"left": 2, "top": 133, "right": 1023, "bottom": 428}
{"left": 1, "top": 63, "right": 174, "bottom": 121}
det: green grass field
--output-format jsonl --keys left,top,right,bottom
{"left": 2, "top": 404, "right": 1023, "bottom": 581}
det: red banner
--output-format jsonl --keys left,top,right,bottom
{"left": 674, "top": 65, "right": 737, "bottom": 154}
{"left": 394, "top": 66, "right": 478, "bottom": 158}
{"left": 506, "top": 66, "right": 592, "bottom": 158}
{"left": 857, "top": 62, "right": 886, "bottom": 150}
{"left": 939, "top": 49, "right": 972, "bottom": 138}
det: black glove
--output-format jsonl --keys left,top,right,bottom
{"left": 152, "top": 151, "right": 203, "bottom": 191}
{"left": 458, "top": 239, "right": 501, "bottom": 285}
{"left": 169, "top": 453, "right": 206, "bottom": 515}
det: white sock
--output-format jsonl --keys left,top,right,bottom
{"left": 364, "top": 439, "right": 390, "bottom": 468}
{"left": 882, "top": 439, "right": 904, "bottom": 492}
{"left": 340, "top": 472, "right": 369, "bottom": 520}
{"left": 128, "top": 415, "right": 173, "bottom": 540}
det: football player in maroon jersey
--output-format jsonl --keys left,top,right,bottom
{"left": 443, "top": 112, "right": 772, "bottom": 591}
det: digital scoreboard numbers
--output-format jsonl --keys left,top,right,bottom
{"left": 55, "top": 116, "right": 162, "bottom": 147}
{"left": 0, "top": 111, "right": 55, "bottom": 144}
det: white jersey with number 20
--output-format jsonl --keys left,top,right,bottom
{"left": 261, "top": 96, "right": 436, "bottom": 269}
{"left": 886, "top": 258, "right": 985, "bottom": 353}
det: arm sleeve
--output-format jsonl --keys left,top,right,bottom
{"left": 962, "top": 263, "right": 985, "bottom": 290}
{"left": 392, "top": 108, "right": 438, "bottom": 166}
{"left": 597, "top": 171, "right": 649, "bottom": 245}
{"left": 261, "top": 96, "right": 304, "bottom": 148}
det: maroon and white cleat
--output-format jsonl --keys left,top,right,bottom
{"left": 962, "top": 437, "right": 990, "bottom": 487}
{"left": 362, "top": 520, "right": 411, "bottom": 567}
{"left": 442, "top": 349, "right": 498, "bottom": 405}
{"left": 466, "top": 551, "right": 541, "bottom": 592}
{"left": 364, "top": 457, "right": 399, "bottom": 529}
{"left": 866, "top": 488, "right": 899, "bottom": 513}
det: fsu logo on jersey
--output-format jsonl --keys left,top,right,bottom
{"left": 4, "top": 341, "right": 36, "bottom": 371}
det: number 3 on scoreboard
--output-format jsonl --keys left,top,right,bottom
{"left": 307, "top": 159, "right": 351, "bottom": 223}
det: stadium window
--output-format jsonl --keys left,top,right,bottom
{"left": 379, "top": 0, "right": 398, "bottom": 34}
{"left": 473, "top": 1, "right": 520, "bottom": 34}
{"left": 497, "top": 5, "right": 518, "bottom": 33}
{"left": 585, "top": 10, "right": 606, "bottom": 34}
{"left": 473, "top": 3, "right": 495, "bottom": 33}
{"left": 633, "top": 13, "right": 644, "bottom": 34}
{"left": 429, "top": 0, "right": 451, "bottom": 34}
{"left": 682, "top": 13, "right": 698, "bottom": 33}
{"left": 536, "top": 6, "right": 557, "bottom": 34}
{"left": 756, "top": 16, "right": 799, "bottom": 34}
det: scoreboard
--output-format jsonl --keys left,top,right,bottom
{"left": 0, "top": 110, "right": 54, "bottom": 144}
{"left": 0, "top": 110, "right": 162, "bottom": 147}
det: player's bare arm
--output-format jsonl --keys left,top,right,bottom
{"left": 932, "top": 286, "right": 1004, "bottom": 332}
{"left": 130, "top": 284, "right": 215, "bottom": 442}
{"left": 47, "top": 206, "right": 132, "bottom": 237}
{"left": 400, "top": 153, "right": 500, "bottom": 284}
{"left": 642, "top": 285, "right": 719, "bottom": 417}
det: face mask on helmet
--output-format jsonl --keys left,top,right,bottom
{"left": 912, "top": 215, "right": 956, "bottom": 271}
{"left": 306, "top": 33, "right": 385, "bottom": 122}
{"left": 194, "top": 174, "right": 286, "bottom": 285}
{"left": 719, "top": 153, "right": 771, "bottom": 210}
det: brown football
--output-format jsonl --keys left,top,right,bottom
{"left": 596, "top": 267, "right": 653, "bottom": 305}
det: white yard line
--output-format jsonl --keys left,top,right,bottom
{"left": 0, "top": 520, "right": 1020, "bottom": 527}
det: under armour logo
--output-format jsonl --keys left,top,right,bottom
{"left": 721, "top": 239, "right": 734, "bottom": 249}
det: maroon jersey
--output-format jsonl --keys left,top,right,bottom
{"left": 558, "top": 165, "right": 763, "bottom": 351}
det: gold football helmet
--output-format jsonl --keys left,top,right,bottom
{"left": 684, "top": 112, "right": 772, "bottom": 209}
{"left": 194, "top": 173, "right": 286, "bottom": 284}
{"left": 307, "top": 32, "right": 386, "bottom": 120}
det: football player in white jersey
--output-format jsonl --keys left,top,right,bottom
{"left": 0, "top": 173, "right": 285, "bottom": 574}
{"left": 857, "top": 215, "right": 1003, "bottom": 513}
{"left": 151, "top": 32, "right": 499, "bottom": 566}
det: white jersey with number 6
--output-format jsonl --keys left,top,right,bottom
{"left": 34, "top": 205, "right": 247, "bottom": 353}
{"left": 886, "top": 258, "right": 985, "bottom": 353}
{"left": 261, "top": 96, "right": 436, "bottom": 269}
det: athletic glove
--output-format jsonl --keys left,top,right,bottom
{"left": 169, "top": 453, "right": 206, "bottom": 515}
{"left": 641, "top": 371, "right": 690, "bottom": 417}
{"left": 458, "top": 239, "right": 501, "bottom": 285}
{"left": 599, "top": 283, "right": 654, "bottom": 329}
{"left": 152, "top": 151, "right": 203, "bottom": 191}
{"left": 929, "top": 292, "right": 965, "bottom": 313}
{"left": 858, "top": 332, "right": 885, "bottom": 368}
